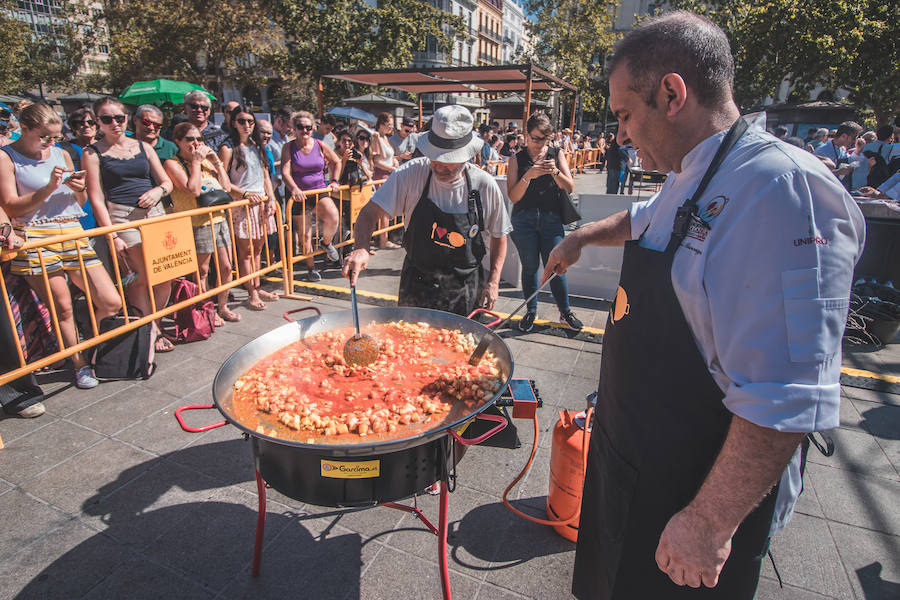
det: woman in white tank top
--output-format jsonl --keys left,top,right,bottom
{"left": 370, "top": 112, "right": 401, "bottom": 251}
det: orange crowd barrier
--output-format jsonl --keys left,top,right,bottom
{"left": 0, "top": 181, "right": 395, "bottom": 389}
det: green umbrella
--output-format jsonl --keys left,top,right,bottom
{"left": 118, "top": 79, "right": 216, "bottom": 106}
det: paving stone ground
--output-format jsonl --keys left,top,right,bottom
{"left": 1, "top": 171, "right": 897, "bottom": 599}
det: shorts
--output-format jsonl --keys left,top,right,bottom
{"left": 194, "top": 220, "right": 231, "bottom": 255}
{"left": 107, "top": 201, "right": 166, "bottom": 248}
{"left": 10, "top": 220, "right": 102, "bottom": 277}
{"left": 290, "top": 192, "right": 321, "bottom": 216}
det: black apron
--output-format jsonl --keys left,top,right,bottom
{"left": 573, "top": 119, "right": 778, "bottom": 599}
{"left": 399, "top": 168, "right": 486, "bottom": 316}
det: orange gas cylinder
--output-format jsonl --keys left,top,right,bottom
{"left": 547, "top": 409, "right": 591, "bottom": 542}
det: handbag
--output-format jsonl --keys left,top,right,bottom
{"left": 558, "top": 190, "right": 582, "bottom": 225}
{"left": 196, "top": 188, "right": 232, "bottom": 207}
{"left": 92, "top": 306, "right": 156, "bottom": 380}
{"left": 170, "top": 278, "right": 216, "bottom": 343}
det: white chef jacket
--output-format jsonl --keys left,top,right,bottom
{"left": 629, "top": 113, "right": 866, "bottom": 534}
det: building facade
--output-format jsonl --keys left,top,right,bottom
{"left": 501, "top": 0, "right": 524, "bottom": 64}
{"left": 476, "top": 0, "right": 503, "bottom": 66}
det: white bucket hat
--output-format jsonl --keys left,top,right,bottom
{"left": 416, "top": 105, "right": 484, "bottom": 163}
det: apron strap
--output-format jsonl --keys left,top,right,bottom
{"left": 463, "top": 167, "right": 484, "bottom": 232}
{"left": 666, "top": 117, "right": 749, "bottom": 255}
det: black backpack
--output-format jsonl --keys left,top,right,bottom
{"left": 91, "top": 306, "right": 156, "bottom": 380}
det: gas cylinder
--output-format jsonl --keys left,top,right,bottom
{"left": 546, "top": 408, "right": 591, "bottom": 542}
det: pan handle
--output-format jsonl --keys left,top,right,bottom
{"left": 175, "top": 404, "right": 228, "bottom": 433}
{"left": 283, "top": 307, "right": 322, "bottom": 322}
{"left": 447, "top": 412, "right": 507, "bottom": 446}
{"left": 467, "top": 308, "right": 502, "bottom": 329}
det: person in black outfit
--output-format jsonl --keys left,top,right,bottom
{"left": 506, "top": 112, "right": 583, "bottom": 332}
{"left": 605, "top": 135, "right": 623, "bottom": 194}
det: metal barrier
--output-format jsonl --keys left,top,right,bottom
{"left": 0, "top": 181, "right": 393, "bottom": 388}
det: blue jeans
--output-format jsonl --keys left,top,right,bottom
{"left": 510, "top": 208, "right": 571, "bottom": 314}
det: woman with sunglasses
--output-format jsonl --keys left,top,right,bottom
{"left": 281, "top": 110, "right": 341, "bottom": 282}
{"left": 370, "top": 113, "right": 402, "bottom": 251}
{"left": 84, "top": 96, "right": 175, "bottom": 352}
{"left": 0, "top": 103, "right": 122, "bottom": 388}
{"left": 165, "top": 122, "right": 240, "bottom": 324}
{"left": 506, "top": 112, "right": 582, "bottom": 333}
{"left": 219, "top": 105, "right": 278, "bottom": 310}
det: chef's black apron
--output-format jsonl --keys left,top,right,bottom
{"left": 573, "top": 119, "right": 778, "bottom": 599}
{"left": 399, "top": 168, "right": 486, "bottom": 316}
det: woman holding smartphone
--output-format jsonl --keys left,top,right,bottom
{"left": 84, "top": 96, "right": 174, "bottom": 352}
{"left": 0, "top": 103, "right": 121, "bottom": 388}
{"left": 506, "top": 112, "right": 582, "bottom": 333}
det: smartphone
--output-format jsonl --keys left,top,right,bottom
{"left": 63, "top": 170, "right": 86, "bottom": 183}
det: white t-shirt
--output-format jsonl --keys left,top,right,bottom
{"left": 629, "top": 113, "right": 865, "bottom": 533}
{"left": 371, "top": 157, "right": 512, "bottom": 238}
{"left": 229, "top": 144, "right": 266, "bottom": 194}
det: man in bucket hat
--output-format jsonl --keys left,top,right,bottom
{"left": 343, "top": 105, "right": 511, "bottom": 315}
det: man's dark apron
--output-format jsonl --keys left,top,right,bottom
{"left": 573, "top": 119, "right": 778, "bottom": 599}
{"left": 399, "top": 168, "right": 486, "bottom": 316}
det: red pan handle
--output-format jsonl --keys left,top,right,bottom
{"left": 283, "top": 306, "right": 322, "bottom": 322}
{"left": 467, "top": 308, "right": 502, "bottom": 328}
{"left": 175, "top": 404, "right": 228, "bottom": 432}
{"left": 447, "top": 412, "right": 507, "bottom": 446}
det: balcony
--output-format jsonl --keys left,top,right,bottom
{"left": 478, "top": 25, "right": 502, "bottom": 43}
{"left": 478, "top": 52, "right": 499, "bottom": 65}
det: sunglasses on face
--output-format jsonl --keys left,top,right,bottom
{"left": 530, "top": 134, "right": 548, "bottom": 143}
{"left": 98, "top": 114, "right": 127, "bottom": 125}
{"left": 235, "top": 117, "right": 255, "bottom": 126}
{"left": 182, "top": 136, "right": 202, "bottom": 142}
{"left": 140, "top": 118, "right": 162, "bottom": 130}
{"left": 294, "top": 123, "right": 313, "bottom": 132}
{"left": 0, "top": 109, "right": 10, "bottom": 120}
{"left": 73, "top": 119, "right": 96, "bottom": 127}
{"left": 39, "top": 134, "right": 64, "bottom": 144}
{"left": 188, "top": 103, "right": 210, "bottom": 111}
{"left": 357, "top": 136, "right": 370, "bottom": 142}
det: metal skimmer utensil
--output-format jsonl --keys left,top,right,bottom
{"left": 469, "top": 272, "right": 558, "bottom": 365}
{"left": 343, "top": 285, "right": 379, "bottom": 366}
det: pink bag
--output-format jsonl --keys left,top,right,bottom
{"left": 170, "top": 278, "right": 216, "bottom": 343}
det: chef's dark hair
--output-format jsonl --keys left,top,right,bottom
{"left": 608, "top": 10, "right": 734, "bottom": 108}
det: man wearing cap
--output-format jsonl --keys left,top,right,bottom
{"left": 389, "top": 116, "right": 418, "bottom": 164}
{"left": 343, "top": 105, "right": 511, "bottom": 315}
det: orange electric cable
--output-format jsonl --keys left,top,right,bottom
{"left": 502, "top": 407, "right": 593, "bottom": 527}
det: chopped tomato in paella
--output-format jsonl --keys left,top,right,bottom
{"left": 232, "top": 321, "right": 504, "bottom": 443}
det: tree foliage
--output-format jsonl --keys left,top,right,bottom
{"left": 0, "top": 0, "right": 28, "bottom": 91}
{"left": 521, "top": 0, "right": 620, "bottom": 115}
{"left": 102, "top": 0, "right": 274, "bottom": 96}
{"left": 670, "top": 0, "right": 899, "bottom": 123}
{"left": 0, "top": 0, "right": 95, "bottom": 94}
{"left": 265, "top": 0, "right": 464, "bottom": 107}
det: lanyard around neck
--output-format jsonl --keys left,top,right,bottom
{"left": 668, "top": 117, "right": 748, "bottom": 251}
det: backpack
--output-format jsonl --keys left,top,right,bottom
{"left": 170, "top": 278, "right": 216, "bottom": 343}
{"left": 92, "top": 306, "right": 156, "bottom": 380}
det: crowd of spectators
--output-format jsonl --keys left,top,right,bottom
{"left": 3, "top": 89, "right": 898, "bottom": 420}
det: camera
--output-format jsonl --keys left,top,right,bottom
{"left": 351, "top": 148, "right": 361, "bottom": 160}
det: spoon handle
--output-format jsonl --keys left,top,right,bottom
{"left": 350, "top": 285, "right": 360, "bottom": 334}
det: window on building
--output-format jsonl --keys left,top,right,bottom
{"left": 98, "top": 44, "right": 108, "bottom": 54}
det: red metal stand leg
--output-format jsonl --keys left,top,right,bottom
{"left": 438, "top": 479, "right": 451, "bottom": 600}
{"left": 252, "top": 468, "right": 267, "bottom": 577}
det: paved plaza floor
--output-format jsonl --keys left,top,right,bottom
{"left": 1, "top": 171, "right": 897, "bottom": 599}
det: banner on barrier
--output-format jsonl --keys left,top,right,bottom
{"left": 141, "top": 216, "right": 198, "bottom": 287}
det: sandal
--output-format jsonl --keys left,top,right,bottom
{"left": 246, "top": 299, "right": 266, "bottom": 311}
{"left": 258, "top": 290, "right": 280, "bottom": 301}
{"left": 214, "top": 314, "right": 225, "bottom": 328}
{"left": 367, "top": 249, "right": 377, "bottom": 255}
{"left": 218, "top": 308, "right": 241, "bottom": 322}
{"left": 380, "top": 241, "right": 401, "bottom": 250}
{"left": 155, "top": 336, "right": 175, "bottom": 352}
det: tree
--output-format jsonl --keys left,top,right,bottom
{"left": 264, "top": 0, "right": 464, "bottom": 108}
{"left": 521, "top": 0, "right": 620, "bottom": 115}
{"left": 670, "top": 0, "right": 899, "bottom": 123}
{"left": 0, "top": 0, "right": 94, "bottom": 94}
{"left": 101, "top": 0, "right": 273, "bottom": 98}
{"left": 0, "top": 1, "right": 28, "bottom": 91}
